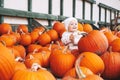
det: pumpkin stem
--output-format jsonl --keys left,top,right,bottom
{"left": 31, "top": 63, "right": 46, "bottom": 71}
{"left": 32, "top": 48, "right": 38, "bottom": 54}
{"left": 7, "top": 30, "right": 11, "bottom": 34}
{"left": 48, "top": 41, "right": 54, "bottom": 50}
{"left": 75, "top": 55, "right": 86, "bottom": 79}
{"left": 81, "top": 33, "right": 88, "bottom": 37}
{"left": 15, "top": 56, "right": 24, "bottom": 62}
{"left": 56, "top": 41, "right": 62, "bottom": 49}
{"left": 29, "top": 55, "right": 35, "bottom": 59}
{"left": 0, "top": 40, "right": 6, "bottom": 46}
{"left": 108, "top": 46, "right": 113, "bottom": 53}
{"left": 20, "top": 29, "right": 25, "bottom": 34}
{"left": 62, "top": 46, "right": 68, "bottom": 53}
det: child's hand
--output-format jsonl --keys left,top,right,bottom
{"left": 70, "top": 34, "right": 74, "bottom": 42}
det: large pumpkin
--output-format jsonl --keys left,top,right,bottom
{"left": 101, "top": 50, "right": 120, "bottom": 79}
{"left": 50, "top": 46, "right": 76, "bottom": 77}
{"left": 78, "top": 52, "right": 105, "bottom": 74}
{"left": 78, "top": 30, "right": 108, "bottom": 55}
{"left": 0, "top": 42, "right": 15, "bottom": 80}
{"left": 12, "top": 64, "right": 56, "bottom": 80}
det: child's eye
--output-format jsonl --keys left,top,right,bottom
{"left": 70, "top": 23, "right": 74, "bottom": 25}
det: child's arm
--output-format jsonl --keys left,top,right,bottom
{"left": 61, "top": 32, "right": 71, "bottom": 45}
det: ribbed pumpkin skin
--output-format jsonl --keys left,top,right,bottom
{"left": 101, "top": 51, "right": 120, "bottom": 79}
{"left": 78, "top": 52, "right": 105, "bottom": 74}
{"left": 50, "top": 48, "right": 76, "bottom": 78}
{"left": 110, "top": 38, "right": 120, "bottom": 52}
{"left": 38, "top": 32, "right": 51, "bottom": 46}
{"left": 0, "top": 43, "right": 15, "bottom": 80}
{"left": 12, "top": 69, "right": 56, "bottom": 80}
{"left": 0, "top": 23, "right": 12, "bottom": 35}
{"left": 78, "top": 30, "right": 108, "bottom": 55}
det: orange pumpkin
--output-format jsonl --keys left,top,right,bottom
{"left": 14, "top": 61, "right": 26, "bottom": 71}
{"left": 50, "top": 46, "right": 76, "bottom": 77}
{"left": 20, "top": 33, "right": 32, "bottom": 46}
{"left": 104, "top": 31, "right": 118, "bottom": 45}
{"left": 12, "top": 45, "right": 26, "bottom": 59}
{"left": 47, "top": 29, "right": 59, "bottom": 41}
{"left": 83, "top": 23, "right": 93, "bottom": 33}
{"left": 78, "top": 22, "right": 83, "bottom": 31}
{"left": 0, "top": 23, "right": 12, "bottom": 35}
{"left": 110, "top": 38, "right": 120, "bottom": 52}
{"left": 0, "top": 42, "right": 15, "bottom": 80}
{"left": 62, "top": 56, "right": 103, "bottom": 80}
{"left": 12, "top": 64, "right": 56, "bottom": 80}
{"left": 38, "top": 32, "right": 51, "bottom": 46}
{"left": 78, "top": 52, "right": 105, "bottom": 74}
{"left": 78, "top": 30, "right": 108, "bottom": 55}
{"left": 101, "top": 49, "right": 120, "bottom": 79}
{"left": 52, "top": 21, "right": 66, "bottom": 34}
{"left": 24, "top": 55, "right": 41, "bottom": 68}
{"left": 27, "top": 44, "right": 42, "bottom": 53}
{"left": 0, "top": 34, "right": 16, "bottom": 47}
{"left": 17, "top": 24, "right": 28, "bottom": 34}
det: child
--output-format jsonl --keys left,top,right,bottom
{"left": 61, "top": 17, "right": 86, "bottom": 50}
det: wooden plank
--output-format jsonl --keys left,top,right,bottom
{"left": 98, "top": 3, "right": 119, "bottom": 11}
{"left": 86, "top": 0, "right": 96, "bottom": 4}
{"left": 0, "top": 0, "right": 4, "bottom": 23}
{"left": 0, "top": 7, "right": 58, "bottom": 20}
{"left": 73, "top": 0, "right": 76, "bottom": 17}
{"left": 60, "top": 0, "right": 63, "bottom": 15}
{"left": 98, "top": 21, "right": 110, "bottom": 26}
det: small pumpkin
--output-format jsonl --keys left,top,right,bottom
{"left": 12, "top": 45, "right": 26, "bottom": 59}
{"left": 52, "top": 21, "right": 66, "bottom": 34}
{"left": 0, "top": 23, "right": 12, "bottom": 35}
{"left": 78, "top": 22, "right": 83, "bottom": 31}
{"left": 27, "top": 44, "right": 42, "bottom": 53}
{"left": 20, "top": 33, "right": 32, "bottom": 46}
{"left": 38, "top": 32, "right": 51, "bottom": 46}
{"left": 17, "top": 24, "right": 28, "bottom": 34}
{"left": 47, "top": 29, "right": 59, "bottom": 41}
{"left": 83, "top": 23, "right": 93, "bottom": 33}
{"left": 110, "top": 38, "right": 120, "bottom": 52}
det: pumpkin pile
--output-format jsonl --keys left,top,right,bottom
{"left": 1, "top": 22, "right": 120, "bottom": 80}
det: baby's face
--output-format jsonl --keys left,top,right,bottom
{"left": 68, "top": 20, "right": 78, "bottom": 32}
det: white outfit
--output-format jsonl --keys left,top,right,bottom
{"left": 61, "top": 31, "right": 85, "bottom": 50}
{"left": 61, "top": 17, "right": 86, "bottom": 50}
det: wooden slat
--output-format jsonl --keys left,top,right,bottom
{"left": 0, "top": 7, "right": 58, "bottom": 20}
{"left": 60, "top": 0, "right": 63, "bottom": 15}
{"left": 0, "top": 0, "right": 4, "bottom": 23}
{"left": 86, "top": 0, "right": 96, "bottom": 4}
{"left": 73, "top": 0, "right": 76, "bottom": 17}
{"left": 98, "top": 3, "right": 119, "bottom": 11}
